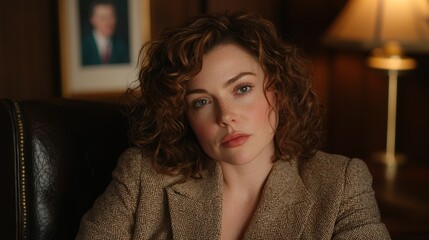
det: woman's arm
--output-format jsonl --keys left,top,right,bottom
{"left": 76, "top": 148, "right": 142, "bottom": 239}
{"left": 333, "top": 158, "right": 391, "bottom": 239}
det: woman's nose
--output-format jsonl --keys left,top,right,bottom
{"left": 216, "top": 101, "right": 237, "bottom": 126}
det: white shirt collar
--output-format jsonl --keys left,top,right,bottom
{"left": 93, "top": 30, "right": 112, "bottom": 58}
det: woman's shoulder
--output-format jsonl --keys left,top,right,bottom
{"left": 302, "top": 151, "right": 369, "bottom": 175}
{"left": 116, "top": 147, "right": 183, "bottom": 186}
{"left": 298, "top": 151, "right": 373, "bottom": 194}
{"left": 115, "top": 147, "right": 148, "bottom": 175}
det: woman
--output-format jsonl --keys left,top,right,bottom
{"left": 77, "top": 11, "right": 390, "bottom": 239}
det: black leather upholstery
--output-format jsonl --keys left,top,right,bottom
{"left": 0, "top": 98, "right": 130, "bottom": 239}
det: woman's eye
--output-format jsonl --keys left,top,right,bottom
{"left": 192, "top": 99, "right": 210, "bottom": 108}
{"left": 236, "top": 84, "right": 253, "bottom": 95}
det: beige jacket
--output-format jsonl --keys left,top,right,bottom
{"left": 76, "top": 148, "right": 390, "bottom": 239}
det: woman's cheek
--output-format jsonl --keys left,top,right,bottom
{"left": 187, "top": 111, "right": 211, "bottom": 138}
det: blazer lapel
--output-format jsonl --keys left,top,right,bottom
{"left": 166, "top": 163, "right": 223, "bottom": 240}
{"left": 243, "top": 159, "right": 315, "bottom": 239}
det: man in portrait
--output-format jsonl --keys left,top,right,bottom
{"left": 80, "top": 0, "right": 130, "bottom": 66}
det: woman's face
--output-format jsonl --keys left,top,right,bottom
{"left": 185, "top": 43, "right": 277, "bottom": 167}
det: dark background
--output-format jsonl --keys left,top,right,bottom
{"left": 1, "top": 0, "right": 428, "bottom": 238}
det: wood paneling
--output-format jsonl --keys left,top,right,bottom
{"left": 206, "top": 0, "right": 280, "bottom": 25}
{"left": 150, "top": 0, "right": 203, "bottom": 40}
{"left": 0, "top": 0, "right": 60, "bottom": 100}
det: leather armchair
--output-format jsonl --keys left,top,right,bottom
{"left": 0, "top": 98, "right": 130, "bottom": 239}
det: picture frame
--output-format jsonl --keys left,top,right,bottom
{"left": 58, "top": 0, "right": 151, "bottom": 98}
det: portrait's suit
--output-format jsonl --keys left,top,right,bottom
{"left": 76, "top": 148, "right": 390, "bottom": 239}
{"left": 81, "top": 33, "right": 129, "bottom": 66}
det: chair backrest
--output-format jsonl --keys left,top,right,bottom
{"left": 0, "top": 98, "right": 130, "bottom": 240}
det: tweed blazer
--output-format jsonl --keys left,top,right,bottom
{"left": 76, "top": 147, "right": 390, "bottom": 239}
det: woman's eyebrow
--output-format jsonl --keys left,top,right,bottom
{"left": 186, "top": 72, "right": 255, "bottom": 96}
{"left": 222, "top": 72, "right": 255, "bottom": 88}
{"left": 186, "top": 88, "right": 207, "bottom": 95}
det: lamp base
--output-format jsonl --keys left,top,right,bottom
{"left": 372, "top": 151, "right": 406, "bottom": 182}
{"left": 372, "top": 151, "right": 407, "bottom": 165}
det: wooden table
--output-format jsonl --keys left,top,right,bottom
{"left": 367, "top": 161, "right": 429, "bottom": 239}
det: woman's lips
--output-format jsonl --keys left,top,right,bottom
{"left": 221, "top": 134, "right": 250, "bottom": 148}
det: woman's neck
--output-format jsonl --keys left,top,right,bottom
{"left": 219, "top": 158, "right": 274, "bottom": 239}
{"left": 220, "top": 158, "right": 273, "bottom": 198}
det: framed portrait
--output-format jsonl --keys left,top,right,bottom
{"left": 58, "top": 0, "right": 151, "bottom": 98}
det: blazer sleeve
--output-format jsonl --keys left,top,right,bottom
{"left": 333, "top": 158, "right": 391, "bottom": 240}
{"left": 76, "top": 148, "right": 142, "bottom": 239}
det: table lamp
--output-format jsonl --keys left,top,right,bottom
{"left": 323, "top": 0, "right": 429, "bottom": 180}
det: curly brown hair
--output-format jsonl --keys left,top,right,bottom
{"left": 128, "top": 11, "right": 325, "bottom": 180}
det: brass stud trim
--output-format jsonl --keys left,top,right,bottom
{"left": 13, "top": 101, "right": 27, "bottom": 239}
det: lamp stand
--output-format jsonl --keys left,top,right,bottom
{"left": 384, "top": 69, "right": 402, "bottom": 181}
{"left": 386, "top": 69, "right": 397, "bottom": 168}
{"left": 367, "top": 42, "right": 416, "bottom": 181}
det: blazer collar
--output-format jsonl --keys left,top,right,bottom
{"left": 243, "top": 159, "right": 314, "bottom": 239}
{"left": 166, "top": 163, "right": 223, "bottom": 240}
{"left": 166, "top": 159, "right": 314, "bottom": 239}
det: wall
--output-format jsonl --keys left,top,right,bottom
{"left": 150, "top": 0, "right": 202, "bottom": 39}
{"left": 0, "top": 0, "right": 60, "bottom": 100}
